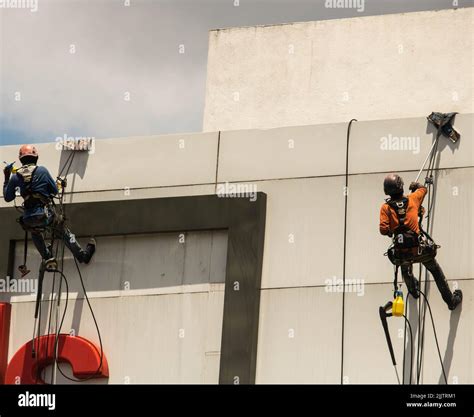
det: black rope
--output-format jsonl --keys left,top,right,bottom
{"left": 52, "top": 148, "right": 104, "bottom": 382}
{"left": 341, "top": 118, "right": 357, "bottom": 384}
{"left": 38, "top": 268, "right": 69, "bottom": 384}
{"left": 403, "top": 313, "right": 414, "bottom": 385}
{"left": 418, "top": 289, "right": 448, "bottom": 384}
{"left": 416, "top": 132, "right": 440, "bottom": 384}
{"left": 46, "top": 228, "right": 66, "bottom": 384}
{"left": 52, "top": 250, "right": 104, "bottom": 383}
{"left": 34, "top": 285, "right": 43, "bottom": 383}
{"left": 416, "top": 262, "right": 424, "bottom": 385}
{"left": 57, "top": 150, "right": 75, "bottom": 179}
{"left": 45, "top": 238, "right": 61, "bottom": 384}
{"left": 33, "top": 148, "right": 104, "bottom": 384}
{"left": 402, "top": 293, "right": 409, "bottom": 384}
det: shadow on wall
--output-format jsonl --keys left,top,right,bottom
{"left": 439, "top": 306, "right": 461, "bottom": 384}
{"left": 58, "top": 149, "right": 89, "bottom": 179}
{"left": 56, "top": 149, "right": 90, "bottom": 201}
{"left": 403, "top": 281, "right": 461, "bottom": 385}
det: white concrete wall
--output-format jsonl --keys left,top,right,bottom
{"left": 203, "top": 8, "right": 474, "bottom": 132}
{"left": 1, "top": 113, "right": 472, "bottom": 384}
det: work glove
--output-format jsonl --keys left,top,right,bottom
{"left": 56, "top": 178, "right": 67, "bottom": 191}
{"left": 409, "top": 182, "right": 422, "bottom": 192}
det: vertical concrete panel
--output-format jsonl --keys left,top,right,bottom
{"left": 121, "top": 233, "right": 185, "bottom": 290}
{"left": 239, "top": 177, "right": 344, "bottom": 289}
{"left": 63, "top": 235, "right": 126, "bottom": 293}
{"left": 344, "top": 283, "right": 409, "bottom": 384}
{"left": 414, "top": 279, "right": 473, "bottom": 384}
{"left": 426, "top": 169, "right": 474, "bottom": 281}
{"left": 256, "top": 287, "right": 341, "bottom": 383}
{"left": 345, "top": 172, "right": 393, "bottom": 285}
{"left": 204, "top": 288, "right": 226, "bottom": 354}
{"left": 183, "top": 231, "right": 227, "bottom": 285}
{"left": 209, "top": 232, "right": 228, "bottom": 284}
{"left": 218, "top": 124, "right": 346, "bottom": 182}
{"left": 349, "top": 114, "right": 473, "bottom": 175}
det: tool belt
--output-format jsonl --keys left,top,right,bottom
{"left": 386, "top": 234, "right": 438, "bottom": 266}
{"left": 18, "top": 200, "right": 60, "bottom": 233}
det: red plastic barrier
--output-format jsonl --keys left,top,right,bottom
{"left": 0, "top": 303, "right": 12, "bottom": 384}
{"left": 5, "top": 334, "right": 108, "bottom": 384}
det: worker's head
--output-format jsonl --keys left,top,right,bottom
{"left": 19, "top": 144, "right": 39, "bottom": 166}
{"left": 384, "top": 173, "right": 404, "bottom": 198}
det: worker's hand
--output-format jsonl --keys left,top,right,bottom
{"left": 56, "top": 178, "right": 66, "bottom": 191}
{"left": 409, "top": 182, "right": 422, "bottom": 192}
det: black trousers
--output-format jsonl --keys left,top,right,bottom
{"left": 401, "top": 258, "right": 454, "bottom": 308}
{"left": 23, "top": 214, "right": 89, "bottom": 263}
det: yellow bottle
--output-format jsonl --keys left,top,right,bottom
{"left": 392, "top": 290, "right": 404, "bottom": 317}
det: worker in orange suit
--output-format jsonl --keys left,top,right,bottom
{"left": 379, "top": 173, "right": 462, "bottom": 310}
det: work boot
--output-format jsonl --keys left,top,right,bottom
{"left": 44, "top": 257, "right": 58, "bottom": 272}
{"left": 449, "top": 289, "right": 463, "bottom": 311}
{"left": 83, "top": 238, "right": 96, "bottom": 264}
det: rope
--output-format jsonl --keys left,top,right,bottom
{"left": 341, "top": 118, "right": 357, "bottom": 384}
{"left": 403, "top": 312, "right": 414, "bottom": 385}
{"left": 32, "top": 149, "right": 104, "bottom": 384}
{"left": 416, "top": 131, "right": 440, "bottom": 384}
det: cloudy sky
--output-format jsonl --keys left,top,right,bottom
{"left": 0, "top": 0, "right": 464, "bottom": 146}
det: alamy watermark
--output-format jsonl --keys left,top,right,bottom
{"left": 325, "top": 0, "right": 364, "bottom": 12}
{"left": 55, "top": 134, "right": 95, "bottom": 154}
{"left": 0, "top": 0, "right": 38, "bottom": 12}
{"left": 18, "top": 391, "right": 55, "bottom": 411}
{"left": 325, "top": 276, "right": 365, "bottom": 296}
{"left": 216, "top": 182, "right": 258, "bottom": 202}
{"left": 380, "top": 134, "right": 420, "bottom": 154}
{"left": 0, "top": 276, "right": 36, "bottom": 293}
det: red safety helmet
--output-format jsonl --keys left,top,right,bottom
{"left": 19, "top": 144, "right": 39, "bottom": 160}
